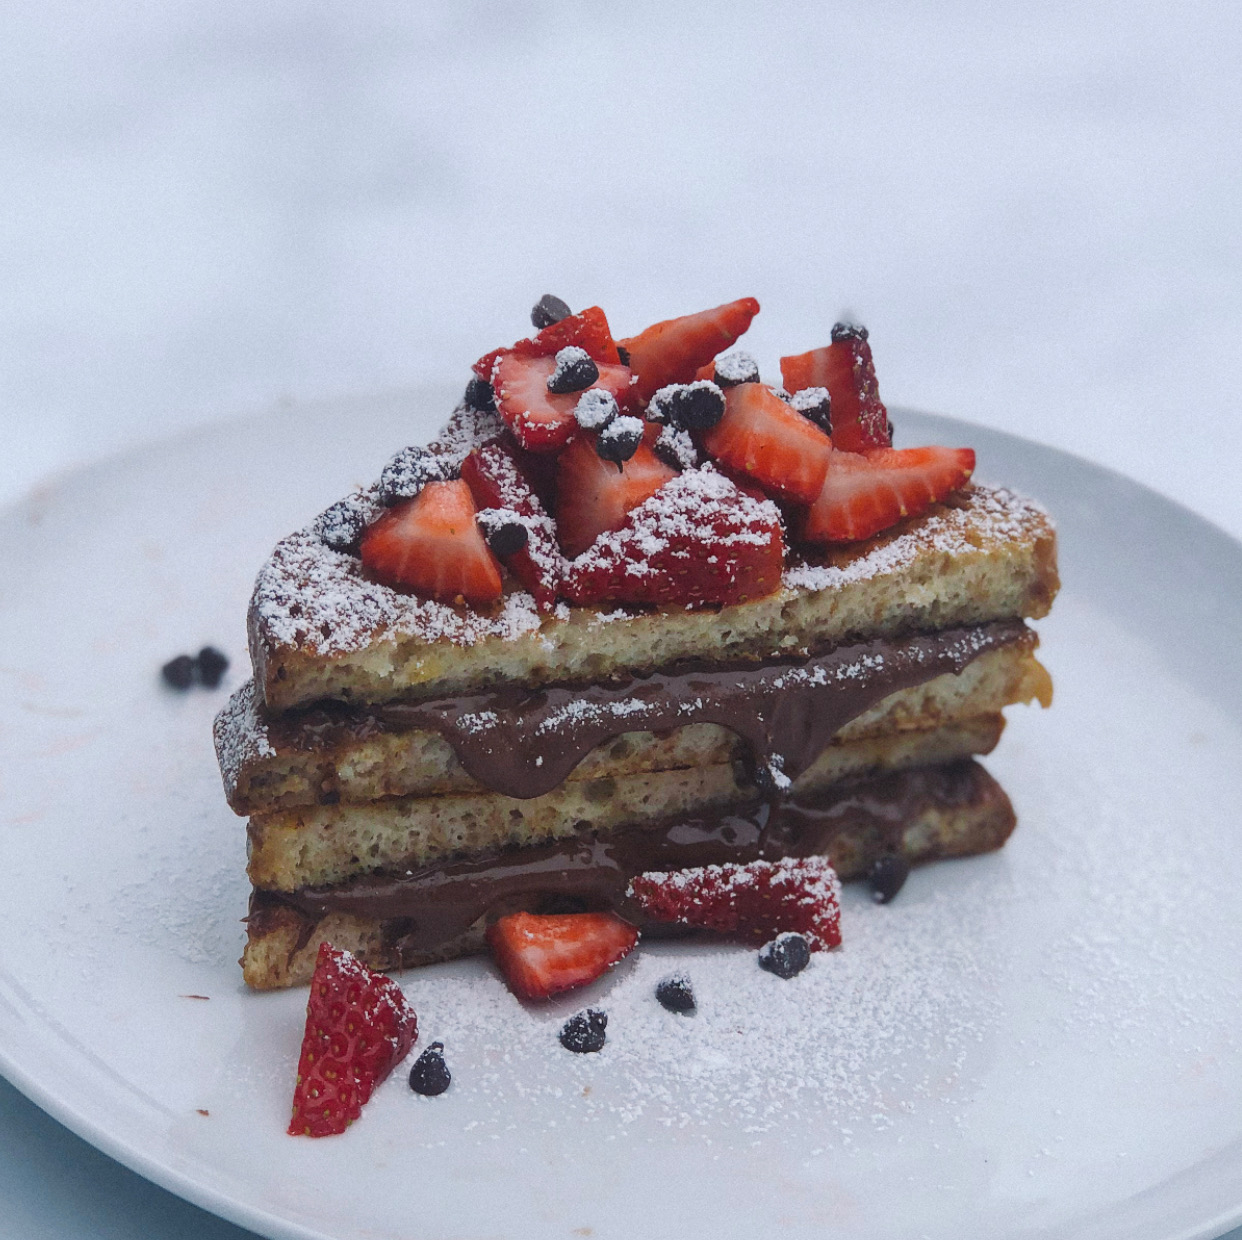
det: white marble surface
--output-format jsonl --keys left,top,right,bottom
{"left": 2, "top": 3, "right": 1241, "bottom": 1237}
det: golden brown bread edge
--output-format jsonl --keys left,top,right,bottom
{"left": 220, "top": 640, "right": 1050, "bottom": 814}
{"left": 241, "top": 756, "right": 1017, "bottom": 990}
{"left": 248, "top": 484, "right": 1058, "bottom": 712}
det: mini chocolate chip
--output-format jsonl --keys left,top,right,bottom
{"left": 869, "top": 853, "right": 910, "bottom": 904}
{"left": 656, "top": 973, "right": 696, "bottom": 1014}
{"left": 595, "top": 415, "right": 644, "bottom": 465}
{"left": 574, "top": 388, "right": 619, "bottom": 431}
{"left": 464, "top": 376, "right": 496, "bottom": 412}
{"left": 408, "top": 1041, "right": 451, "bottom": 1096}
{"left": 314, "top": 495, "right": 372, "bottom": 553}
{"left": 547, "top": 347, "right": 599, "bottom": 394}
{"left": 531, "top": 293, "right": 572, "bottom": 329}
{"left": 713, "top": 350, "right": 760, "bottom": 387}
{"left": 789, "top": 386, "right": 832, "bottom": 433}
{"left": 616, "top": 343, "right": 631, "bottom": 366}
{"left": 831, "top": 321, "right": 869, "bottom": 343}
{"left": 484, "top": 517, "right": 528, "bottom": 557}
{"left": 161, "top": 654, "right": 195, "bottom": 690}
{"left": 196, "top": 646, "right": 229, "bottom": 688}
{"left": 560, "top": 1008, "right": 607, "bottom": 1053}
{"left": 653, "top": 426, "right": 699, "bottom": 472}
{"left": 378, "top": 446, "right": 451, "bottom": 505}
{"left": 649, "top": 382, "right": 725, "bottom": 431}
{"left": 758, "top": 932, "right": 811, "bottom": 979}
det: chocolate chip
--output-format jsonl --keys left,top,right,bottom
{"left": 655, "top": 973, "right": 696, "bottom": 1014}
{"left": 831, "top": 321, "right": 868, "bottom": 343}
{"left": 653, "top": 426, "right": 699, "bottom": 472}
{"left": 649, "top": 382, "right": 725, "bottom": 431}
{"left": 196, "top": 646, "right": 229, "bottom": 688}
{"left": 869, "top": 853, "right": 910, "bottom": 904}
{"left": 559, "top": 1008, "right": 607, "bottom": 1053}
{"left": 595, "top": 415, "right": 644, "bottom": 466}
{"left": 464, "top": 376, "right": 496, "bottom": 412}
{"left": 713, "top": 351, "right": 759, "bottom": 387}
{"left": 408, "top": 1041, "right": 451, "bottom": 1095}
{"left": 481, "top": 513, "right": 529, "bottom": 557}
{"left": 314, "top": 494, "right": 372, "bottom": 553}
{"left": 789, "top": 386, "right": 832, "bottom": 433}
{"left": 378, "top": 446, "right": 451, "bottom": 505}
{"left": 574, "top": 388, "right": 618, "bottom": 432}
{"left": 161, "top": 654, "right": 195, "bottom": 690}
{"left": 758, "top": 932, "right": 811, "bottom": 979}
{"left": 531, "top": 294, "right": 572, "bottom": 329}
{"left": 547, "top": 346, "right": 599, "bottom": 395}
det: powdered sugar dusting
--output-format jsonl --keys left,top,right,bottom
{"left": 212, "top": 680, "right": 274, "bottom": 801}
{"left": 571, "top": 465, "right": 781, "bottom": 582}
{"left": 782, "top": 485, "right": 1052, "bottom": 593}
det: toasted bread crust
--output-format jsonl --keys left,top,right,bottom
{"left": 241, "top": 757, "right": 1016, "bottom": 989}
{"left": 249, "top": 484, "right": 1057, "bottom": 711}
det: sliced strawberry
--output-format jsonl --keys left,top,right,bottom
{"left": 288, "top": 943, "right": 418, "bottom": 1137}
{"left": 360, "top": 479, "right": 503, "bottom": 604}
{"left": 554, "top": 435, "right": 676, "bottom": 558}
{"left": 700, "top": 382, "right": 833, "bottom": 504}
{"left": 460, "top": 442, "right": 567, "bottom": 610}
{"left": 486, "top": 911, "right": 638, "bottom": 1001}
{"left": 563, "top": 467, "right": 785, "bottom": 608}
{"left": 493, "top": 354, "right": 633, "bottom": 453}
{"left": 801, "top": 446, "right": 976, "bottom": 543}
{"left": 473, "top": 305, "right": 622, "bottom": 380}
{"left": 620, "top": 297, "right": 760, "bottom": 402}
{"left": 780, "top": 331, "right": 890, "bottom": 453}
{"left": 628, "top": 856, "right": 841, "bottom": 950}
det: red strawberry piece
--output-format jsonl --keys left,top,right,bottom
{"left": 360, "top": 478, "right": 503, "bottom": 604}
{"left": 700, "top": 382, "right": 833, "bottom": 505}
{"left": 493, "top": 353, "right": 633, "bottom": 453}
{"left": 620, "top": 297, "right": 760, "bottom": 402}
{"left": 779, "top": 332, "right": 891, "bottom": 453}
{"left": 473, "top": 305, "right": 622, "bottom": 380}
{"left": 486, "top": 911, "right": 639, "bottom": 1001}
{"left": 554, "top": 435, "right": 676, "bottom": 558}
{"left": 628, "top": 856, "right": 842, "bottom": 951}
{"left": 563, "top": 467, "right": 785, "bottom": 608}
{"left": 288, "top": 943, "right": 418, "bottom": 1137}
{"left": 801, "top": 446, "right": 976, "bottom": 543}
{"left": 461, "top": 441, "right": 567, "bottom": 610}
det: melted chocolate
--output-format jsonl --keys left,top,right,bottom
{"left": 267, "top": 621, "right": 1031, "bottom": 801}
{"left": 257, "top": 760, "right": 1010, "bottom": 958}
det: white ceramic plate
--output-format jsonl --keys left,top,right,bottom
{"left": 2, "top": 390, "right": 1241, "bottom": 1240}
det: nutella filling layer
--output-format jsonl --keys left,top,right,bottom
{"left": 261, "top": 620, "right": 1033, "bottom": 802}
{"left": 254, "top": 760, "right": 1012, "bottom": 958}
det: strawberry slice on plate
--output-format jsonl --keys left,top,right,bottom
{"left": 700, "top": 382, "right": 833, "bottom": 504}
{"left": 493, "top": 353, "right": 633, "bottom": 453}
{"left": 555, "top": 434, "right": 676, "bottom": 557}
{"left": 288, "top": 943, "right": 418, "bottom": 1137}
{"left": 486, "top": 911, "right": 639, "bottom": 1001}
{"left": 779, "top": 325, "right": 891, "bottom": 453}
{"left": 473, "top": 305, "right": 622, "bottom": 381}
{"left": 360, "top": 478, "right": 503, "bottom": 604}
{"left": 801, "top": 446, "right": 976, "bottom": 543}
{"left": 628, "top": 856, "right": 842, "bottom": 951}
{"left": 620, "top": 296, "right": 760, "bottom": 402}
{"left": 563, "top": 467, "right": 785, "bottom": 608}
{"left": 460, "top": 441, "right": 567, "bottom": 609}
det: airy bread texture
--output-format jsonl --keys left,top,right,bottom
{"left": 247, "top": 716, "right": 1006, "bottom": 892}
{"left": 241, "top": 758, "right": 1017, "bottom": 989}
{"left": 218, "top": 641, "right": 1050, "bottom": 813}
{"left": 249, "top": 483, "right": 1057, "bottom": 711}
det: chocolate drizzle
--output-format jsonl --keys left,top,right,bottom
{"left": 257, "top": 760, "right": 1013, "bottom": 959}
{"left": 317, "top": 620, "right": 1033, "bottom": 801}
